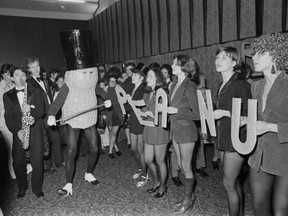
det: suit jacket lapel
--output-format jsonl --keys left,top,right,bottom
{"left": 218, "top": 72, "right": 238, "bottom": 97}
{"left": 170, "top": 77, "right": 190, "bottom": 106}
{"left": 7, "top": 88, "right": 22, "bottom": 113}
{"left": 265, "top": 72, "right": 288, "bottom": 111}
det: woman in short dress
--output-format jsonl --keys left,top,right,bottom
{"left": 248, "top": 32, "right": 288, "bottom": 216}
{"left": 169, "top": 55, "right": 200, "bottom": 214}
{"left": 214, "top": 46, "right": 251, "bottom": 216}
{"left": 143, "top": 68, "right": 170, "bottom": 198}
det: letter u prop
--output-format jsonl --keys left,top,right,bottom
{"left": 231, "top": 98, "right": 257, "bottom": 155}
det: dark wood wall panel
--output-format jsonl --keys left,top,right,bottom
{"left": 192, "top": 0, "right": 204, "bottom": 47}
{"left": 89, "top": 17, "right": 97, "bottom": 62}
{"left": 102, "top": 12, "right": 109, "bottom": 63}
{"left": 159, "top": 0, "right": 169, "bottom": 53}
{"left": 169, "top": 0, "right": 179, "bottom": 52}
{"left": 180, "top": 0, "right": 191, "bottom": 50}
{"left": 206, "top": 0, "right": 219, "bottom": 45}
{"left": 142, "top": 0, "right": 151, "bottom": 57}
{"left": 106, "top": 8, "right": 114, "bottom": 63}
{"left": 150, "top": 0, "right": 160, "bottom": 55}
{"left": 111, "top": 5, "right": 119, "bottom": 62}
{"left": 98, "top": 13, "right": 106, "bottom": 63}
{"left": 121, "top": 0, "right": 130, "bottom": 60}
{"left": 135, "top": 0, "right": 144, "bottom": 58}
{"left": 240, "top": 0, "right": 256, "bottom": 38}
{"left": 222, "top": 0, "right": 237, "bottom": 42}
{"left": 0, "top": 17, "right": 20, "bottom": 66}
{"left": 263, "top": 0, "right": 282, "bottom": 34}
{"left": 116, "top": 2, "right": 124, "bottom": 61}
{"left": 94, "top": 17, "right": 101, "bottom": 63}
{"left": 128, "top": 0, "right": 137, "bottom": 59}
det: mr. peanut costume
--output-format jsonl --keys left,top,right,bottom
{"left": 48, "top": 29, "right": 110, "bottom": 196}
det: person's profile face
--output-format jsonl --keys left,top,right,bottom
{"left": 125, "top": 65, "right": 133, "bottom": 77}
{"left": 28, "top": 61, "right": 40, "bottom": 77}
{"left": 146, "top": 70, "right": 156, "bottom": 88}
{"left": 56, "top": 77, "right": 64, "bottom": 89}
{"left": 252, "top": 51, "right": 273, "bottom": 73}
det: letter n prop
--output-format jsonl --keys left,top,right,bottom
{"left": 231, "top": 98, "right": 257, "bottom": 155}
{"left": 197, "top": 90, "right": 216, "bottom": 136}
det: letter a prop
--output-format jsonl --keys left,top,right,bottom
{"left": 197, "top": 90, "right": 216, "bottom": 136}
{"left": 231, "top": 98, "right": 257, "bottom": 155}
{"left": 154, "top": 88, "right": 168, "bottom": 128}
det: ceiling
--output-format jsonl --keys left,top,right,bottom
{"left": 0, "top": 0, "right": 118, "bottom": 20}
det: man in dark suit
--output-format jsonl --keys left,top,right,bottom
{"left": 3, "top": 67, "right": 45, "bottom": 198}
{"left": 26, "top": 57, "right": 62, "bottom": 170}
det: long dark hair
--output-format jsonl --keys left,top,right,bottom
{"left": 174, "top": 55, "right": 197, "bottom": 78}
{"left": 146, "top": 68, "right": 168, "bottom": 93}
{"left": 0, "top": 63, "right": 15, "bottom": 80}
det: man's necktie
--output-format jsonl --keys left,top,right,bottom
{"left": 36, "top": 77, "right": 42, "bottom": 82}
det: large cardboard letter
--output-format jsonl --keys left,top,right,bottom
{"left": 115, "top": 85, "right": 154, "bottom": 127}
{"left": 197, "top": 90, "right": 216, "bottom": 136}
{"left": 231, "top": 98, "right": 257, "bottom": 155}
{"left": 154, "top": 88, "right": 168, "bottom": 127}
{"left": 115, "top": 85, "right": 127, "bottom": 115}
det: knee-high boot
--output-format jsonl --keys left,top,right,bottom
{"left": 174, "top": 177, "right": 195, "bottom": 214}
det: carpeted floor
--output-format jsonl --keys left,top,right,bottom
{"left": 0, "top": 136, "right": 254, "bottom": 216}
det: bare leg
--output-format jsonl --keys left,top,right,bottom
{"left": 273, "top": 175, "right": 288, "bottom": 216}
{"left": 249, "top": 167, "right": 273, "bottom": 216}
{"left": 136, "top": 134, "right": 147, "bottom": 176}
{"left": 144, "top": 143, "right": 159, "bottom": 188}
{"left": 221, "top": 152, "right": 244, "bottom": 216}
{"left": 154, "top": 143, "right": 168, "bottom": 192}
{"left": 130, "top": 133, "right": 141, "bottom": 170}
{"left": 108, "top": 126, "right": 119, "bottom": 154}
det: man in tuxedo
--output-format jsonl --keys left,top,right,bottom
{"left": 3, "top": 67, "right": 45, "bottom": 198}
{"left": 47, "top": 69, "right": 59, "bottom": 96}
{"left": 26, "top": 57, "right": 63, "bottom": 170}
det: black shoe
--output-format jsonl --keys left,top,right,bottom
{"left": 127, "top": 144, "right": 131, "bottom": 149}
{"left": 196, "top": 168, "right": 209, "bottom": 178}
{"left": 116, "top": 151, "right": 122, "bottom": 156}
{"left": 212, "top": 160, "right": 219, "bottom": 170}
{"left": 154, "top": 187, "right": 167, "bottom": 198}
{"left": 146, "top": 185, "right": 160, "bottom": 193}
{"left": 171, "top": 176, "right": 183, "bottom": 187}
{"left": 17, "top": 191, "right": 26, "bottom": 198}
{"left": 35, "top": 192, "right": 44, "bottom": 198}
{"left": 108, "top": 153, "right": 116, "bottom": 159}
{"left": 58, "top": 188, "right": 68, "bottom": 196}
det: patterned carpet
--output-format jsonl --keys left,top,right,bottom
{"left": 0, "top": 136, "right": 254, "bottom": 216}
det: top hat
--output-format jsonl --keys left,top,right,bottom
{"left": 60, "top": 29, "right": 95, "bottom": 71}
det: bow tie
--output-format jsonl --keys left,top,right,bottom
{"left": 36, "top": 77, "right": 42, "bottom": 82}
{"left": 16, "top": 89, "right": 25, "bottom": 93}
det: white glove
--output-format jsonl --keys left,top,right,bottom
{"left": 104, "top": 100, "right": 112, "bottom": 108}
{"left": 47, "top": 116, "right": 56, "bottom": 126}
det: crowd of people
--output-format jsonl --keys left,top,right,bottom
{"left": 1, "top": 32, "right": 288, "bottom": 215}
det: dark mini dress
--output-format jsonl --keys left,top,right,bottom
{"left": 105, "top": 86, "right": 124, "bottom": 126}
{"left": 215, "top": 72, "right": 252, "bottom": 152}
{"left": 128, "top": 83, "right": 146, "bottom": 135}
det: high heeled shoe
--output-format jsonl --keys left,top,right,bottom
{"left": 212, "top": 160, "right": 219, "bottom": 170}
{"left": 116, "top": 151, "right": 122, "bottom": 156}
{"left": 146, "top": 184, "right": 160, "bottom": 193}
{"left": 154, "top": 187, "right": 167, "bottom": 198}
{"left": 108, "top": 153, "right": 116, "bottom": 159}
